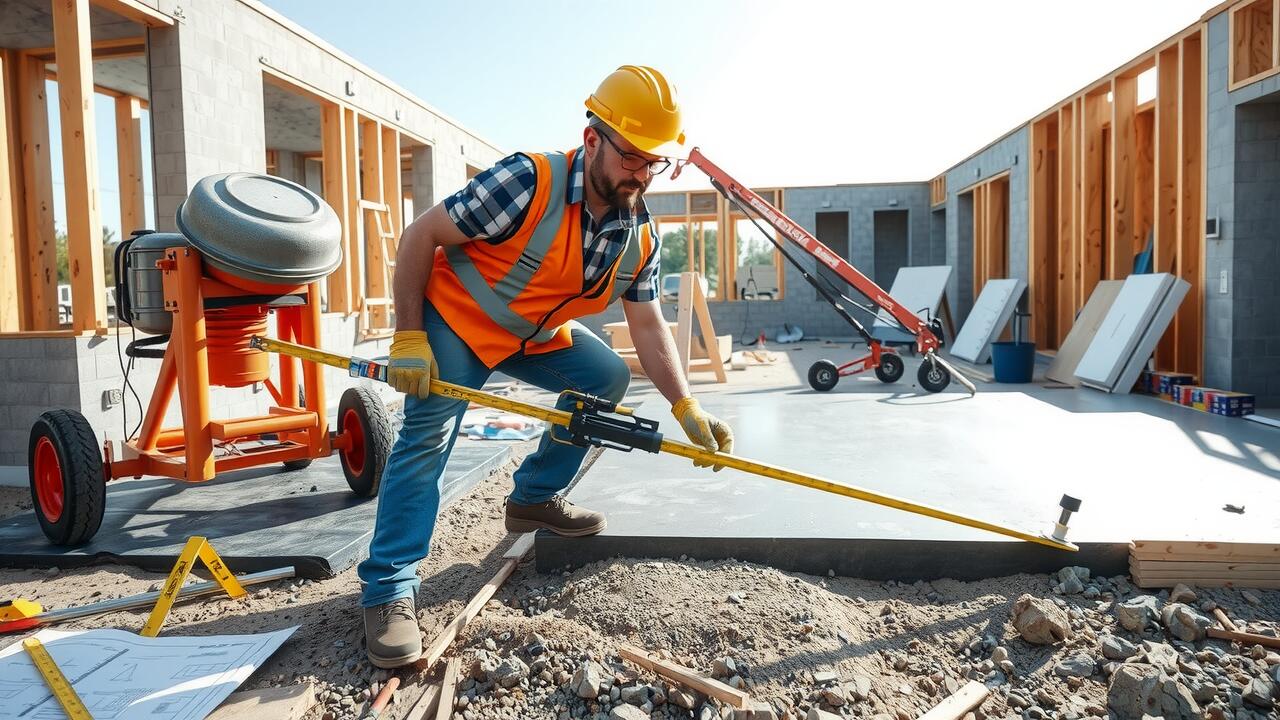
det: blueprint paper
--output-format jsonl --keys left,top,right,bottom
{"left": 0, "top": 626, "right": 296, "bottom": 719}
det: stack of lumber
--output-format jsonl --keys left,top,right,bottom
{"left": 1129, "top": 540, "right": 1280, "bottom": 589}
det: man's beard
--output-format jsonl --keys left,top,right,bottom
{"left": 590, "top": 150, "right": 648, "bottom": 211}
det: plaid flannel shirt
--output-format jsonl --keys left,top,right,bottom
{"left": 443, "top": 149, "right": 661, "bottom": 302}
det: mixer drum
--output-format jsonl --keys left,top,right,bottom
{"left": 177, "top": 172, "right": 342, "bottom": 289}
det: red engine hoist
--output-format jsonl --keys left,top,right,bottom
{"left": 672, "top": 150, "right": 976, "bottom": 395}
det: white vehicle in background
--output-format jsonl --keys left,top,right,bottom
{"left": 660, "top": 272, "right": 710, "bottom": 302}
{"left": 56, "top": 283, "right": 119, "bottom": 325}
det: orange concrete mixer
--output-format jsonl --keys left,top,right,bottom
{"left": 27, "top": 173, "right": 392, "bottom": 546}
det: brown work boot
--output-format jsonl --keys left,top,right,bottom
{"left": 363, "top": 597, "right": 421, "bottom": 668}
{"left": 505, "top": 495, "right": 606, "bottom": 537}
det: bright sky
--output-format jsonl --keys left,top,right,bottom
{"left": 261, "top": 0, "right": 1211, "bottom": 191}
{"left": 53, "top": 1, "right": 1212, "bottom": 241}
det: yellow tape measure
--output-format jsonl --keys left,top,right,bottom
{"left": 23, "top": 637, "right": 93, "bottom": 719}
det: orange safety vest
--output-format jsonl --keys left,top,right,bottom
{"left": 426, "top": 149, "right": 654, "bottom": 367}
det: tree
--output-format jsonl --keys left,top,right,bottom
{"left": 55, "top": 225, "right": 120, "bottom": 287}
{"left": 660, "top": 225, "right": 690, "bottom": 275}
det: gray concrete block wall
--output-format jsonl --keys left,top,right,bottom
{"left": 1229, "top": 99, "right": 1280, "bottom": 406}
{"left": 941, "top": 126, "right": 1029, "bottom": 325}
{"left": 1204, "top": 13, "right": 1236, "bottom": 391}
{"left": 147, "top": 0, "right": 505, "bottom": 231}
{"left": 0, "top": 338, "right": 80, "bottom": 466}
{"left": 1202, "top": 10, "right": 1280, "bottom": 401}
{"left": 411, "top": 145, "right": 435, "bottom": 219}
{"left": 643, "top": 193, "right": 687, "bottom": 217}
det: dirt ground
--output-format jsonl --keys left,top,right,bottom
{"left": 1, "top": 341, "right": 1276, "bottom": 720}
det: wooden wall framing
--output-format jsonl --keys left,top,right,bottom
{"left": 968, "top": 174, "right": 1009, "bottom": 301}
{"left": 1229, "top": 0, "right": 1280, "bottom": 89}
{"left": 2, "top": 16, "right": 156, "bottom": 333}
{"left": 929, "top": 176, "right": 946, "bottom": 206}
{"left": 274, "top": 70, "right": 407, "bottom": 322}
{"left": 652, "top": 188, "right": 787, "bottom": 303}
{"left": 1029, "top": 28, "right": 1204, "bottom": 380}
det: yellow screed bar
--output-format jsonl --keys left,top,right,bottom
{"left": 252, "top": 336, "right": 1077, "bottom": 552}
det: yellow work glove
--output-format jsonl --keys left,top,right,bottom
{"left": 388, "top": 330, "right": 438, "bottom": 399}
{"left": 672, "top": 397, "right": 734, "bottom": 472}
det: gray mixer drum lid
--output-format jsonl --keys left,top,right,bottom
{"left": 177, "top": 172, "right": 342, "bottom": 286}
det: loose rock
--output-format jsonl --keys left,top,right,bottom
{"left": 1101, "top": 634, "right": 1141, "bottom": 661}
{"left": 572, "top": 661, "right": 602, "bottom": 699}
{"left": 609, "top": 705, "right": 649, "bottom": 720}
{"left": 1054, "top": 654, "right": 1096, "bottom": 678}
{"left": 1107, "top": 663, "right": 1201, "bottom": 720}
{"left": 1169, "top": 583, "right": 1197, "bottom": 604}
{"left": 1115, "top": 595, "right": 1162, "bottom": 632}
{"left": 1011, "top": 594, "right": 1071, "bottom": 645}
{"left": 492, "top": 656, "right": 529, "bottom": 688}
{"left": 1160, "top": 603, "right": 1213, "bottom": 642}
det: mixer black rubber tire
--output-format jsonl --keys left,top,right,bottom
{"left": 874, "top": 353, "right": 905, "bottom": 384}
{"left": 918, "top": 359, "right": 952, "bottom": 393}
{"left": 808, "top": 360, "right": 840, "bottom": 392}
{"left": 28, "top": 410, "right": 105, "bottom": 546}
{"left": 338, "top": 386, "right": 393, "bottom": 497}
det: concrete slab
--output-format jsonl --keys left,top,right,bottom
{"left": 538, "top": 365, "right": 1279, "bottom": 580}
{"left": 0, "top": 442, "right": 511, "bottom": 579}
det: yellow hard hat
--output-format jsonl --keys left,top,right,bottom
{"left": 585, "top": 65, "right": 686, "bottom": 158}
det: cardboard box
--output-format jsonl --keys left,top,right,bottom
{"left": 1156, "top": 372, "right": 1196, "bottom": 398}
{"left": 1189, "top": 386, "right": 1212, "bottom": 411}
{"left": 1136, "top": 371, "right": 1153, "bottom": 394}
{"left": 1172, "top": 385, "right": 1197, "bottom": 406}
{"left": 1207, "top": 391, "right": 1255, "bottom": 417}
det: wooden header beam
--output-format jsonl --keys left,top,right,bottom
{"left": 27, "top": 36, "right": 145, "bottom": 62}
{"left": 89, "top": 0, "right": 174, "bottom": 27}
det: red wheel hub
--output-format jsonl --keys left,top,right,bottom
{"left": 341, "top": 408, "right": 366, "bottom": 477}
{"left": 33, "top": 436, "right": 63, "bottom": 522}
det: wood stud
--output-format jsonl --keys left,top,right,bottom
{"left": 115, "top": 95, "right": 145, "bottom": 239}
{"left": 320, "top": 103, "right": 350, "bottom": 314}
{"left": 0, "top": 51, "right": 19, "bottom": 332}
{"left": 20, "top": 53, "right": 59, "bottom": 330}
{"left": 53, "top": 0, "right": 108, "bottom": 333}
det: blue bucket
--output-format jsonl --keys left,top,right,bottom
{"left": 991, "top": 341, "right": 1036, "bottom": 383}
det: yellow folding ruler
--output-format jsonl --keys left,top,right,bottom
{"left": 23, "top": 637, "right": 93, "bottom": 719}
{"left": 140, "top": 536, "right": 246, "bottom": 637}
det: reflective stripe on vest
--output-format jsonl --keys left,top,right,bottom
{"left": 444, "top": 150, "right": 643, "bottom": 343}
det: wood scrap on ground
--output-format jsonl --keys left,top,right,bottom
{"left": 1209, "top": 606, "right": 1280, "bottom": 649}
{"left": 403, "top": 533, "right": 535, "bottom": 718}
{"left": 205, "top": 683, "right": 316, "bottom": 720}
{"left": 617, "top": 643, "right": 750, "bottom": 710}
{"left": 1129, "top": 540, "right": 1280, "bottom": 589}
{"left": 915, "top": 680, "right": 990, "bottom": 720}
{"left": 434, "top": 656, "right": 463, "bottom": 720}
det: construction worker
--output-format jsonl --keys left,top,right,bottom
{"left": 358, "top": 65, "right": 735, "bottom": 668}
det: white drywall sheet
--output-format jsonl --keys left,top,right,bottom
{"left": 870, "top": 265, "right": 953, "bottom": 344}
{"left": 951, "top": 278, "right": 1026, "bottom": 364}
{"left": 1075, "top": 273, "right": 1189, "bottom": 393}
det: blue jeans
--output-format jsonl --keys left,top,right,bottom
{"left": 357, "top": 300, "right": 631, "bottom": 607}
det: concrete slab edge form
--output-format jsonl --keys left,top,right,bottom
{"left": 535, "top": 535, "right": 1131, "bottom": 582}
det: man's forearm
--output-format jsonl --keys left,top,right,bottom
{"left": 631, "top": 320, "right": 692, "bottom": 405}
{"left": 393, "top": 219, "right": 436, "bottom": 332}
